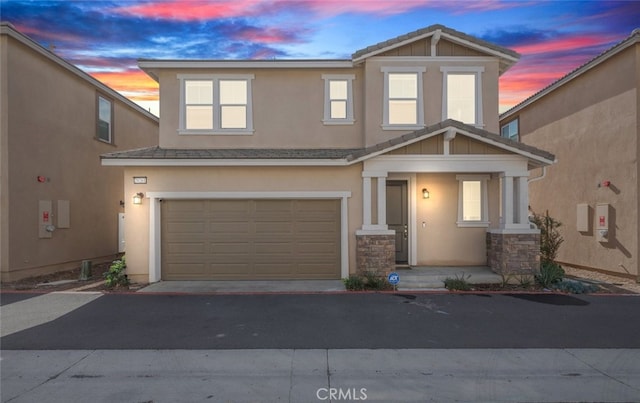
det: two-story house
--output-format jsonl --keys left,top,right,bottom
{"left": 1, "top": 23, "right": 159, "bottom": 281}
{"left": 500, "top": 29, "right": 640, "bottom": 282}
{"left": 102, "top": 25, "right": 554, "bottom": 284}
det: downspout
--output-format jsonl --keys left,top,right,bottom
{"left": 430, "top": 29, "right": 441, "bottom": 56}
{"left": 526, "top": 166, "right": 547, "bottom": 229}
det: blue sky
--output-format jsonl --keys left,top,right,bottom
{"left": 2, "top": 0, "right": 638, "bottom": 115}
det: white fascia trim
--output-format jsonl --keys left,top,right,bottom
{"left": 146, "top": 191, "right": 351, "bottom": 199}
{"left": 101, "top": 158, "right": 349, "bottom": 167}
{"left": 140, "top": 60, "right": 353, "bottom": 69}
{"left": 364, "top": 154, "right": 529, "bottom": 173}
{"left": 452, "top": 127, "right": 555, "bottom": 166}
{"left": 146, "top": 191, "right": 352, "bottom": 282}
{"left": 439, "top": 31, "right": 520, "bottom": 64}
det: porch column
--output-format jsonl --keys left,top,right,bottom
{"left": 501, "top": 174, "right": 514, "bottom": 228}
{"left": 361, "top": 171, "right": 388, "bottom": 231}
{"left": 518, "top": 176, "right": 530, "bottom": 226}
{"left": 362, "top": 176, "right": 372, "bottom": 228}
{"left": 357, "top": 171, "right": 394, "bottom": 276}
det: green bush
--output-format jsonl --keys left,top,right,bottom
{"left": 444, "top": 274, "right": 472, "bottom": 291}
{"left": 535, "top": 261, "right": 565, "bottom": 288}
{"left": 554, "top": 279, "right": 599, "bottom": 294}
{"left": 343, "top": 272, "right": 392, "bottom": 291}
{"left": 530, "top": 210, "right": 564, "bottom": 263}
{"left": 343, "top": 275, "right": 366, "bottom": 291}
{"left": 104, "top": 257, "right": 130, "bottom": 289}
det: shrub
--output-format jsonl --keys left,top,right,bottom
{"left": 104, "top": 257, "right": 130, "bottom": 289}
{"left": 554, "top": 279, "right": 599, "bottom": 294}
{"left": 444, "top": 273, "right": 472, "bottom": 291}
{"left": 530, "top": 210, "right": 564, "bottom": 263}
{"left": 535, "top": 261, "right": 565, "bottom": 288}
{"left": 343, "top": 275, "right": 366, "bottom": 291}
{"left": 343, "top": 272, "right": 392, "bottom": 291}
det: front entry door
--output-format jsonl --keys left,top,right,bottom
{"left": 386, "top": 181, "right": 408, "bottom": 263}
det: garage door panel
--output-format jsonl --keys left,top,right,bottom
{"left": 209, "top": 221, "right": 251, "bottom": 234}
{"left": 162, "top": 199, "right": 340, "bottom": 280}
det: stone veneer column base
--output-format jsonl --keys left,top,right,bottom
{"left": 355, "top": 232, "right": 395, "bottom": 276}
{"left": 487, "top": 231, "right": 541, "bottom": 276}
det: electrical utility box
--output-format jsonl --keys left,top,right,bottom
{"left": 595, "top": 203, "right": 610, "bottom": 242}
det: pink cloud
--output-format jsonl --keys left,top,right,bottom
{"left": 113, "top": 0, "right": 264, "bottom": 21}
{"left": 512, "top": 34, "right": 617, "bottom": 55}
{"left": 91, "top": 71, "right": 159, "bottom": 101}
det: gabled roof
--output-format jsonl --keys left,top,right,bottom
{"left": 0, "top": 22, "right": 158, "bottom": 122}
{"left": 501, "top": 28, "right": 640, "bottom": 120}
{"left": 138, "top": 24, "right": 519, "bottom": 79}
{"left": 102, "top": 120, "right": 554, "bottom": 169}
{"left": 352, "top": 24, "right": 520, "bottom": 74}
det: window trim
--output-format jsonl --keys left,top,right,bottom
{"left": 96, "top": 93, "right": 114, "bottom": 144}
{"left": 178, "top": 74, "right": 255, "bottom": 135}
{"left": 500, "top": 118, "right": 519, "bottom": 141}
{"left": 456, "top": 174, "right": 490, "bottom": 227}
{"left": 440, "top": 67, "right": 484, "bottom": 128}
{"left": 381, "top": 66, "right": 426, "bottom": 131}
{"left": 322, "top": 74, "right": 355, "bottom": 125}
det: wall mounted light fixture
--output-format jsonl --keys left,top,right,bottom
{"left": 133, "top": 192, "right": 145, "bottom": 205}
{"left": 422, "top": 188, "right": 430, "bottom": 199}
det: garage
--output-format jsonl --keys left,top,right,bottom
{"left": 161, "top": 199, "right": 341, "bottom": 280}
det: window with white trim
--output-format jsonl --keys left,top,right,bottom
{"left": 441, "top": 67, "right": 484, "bottom": 127}
{"left": 322, "top": 74, "right": 355, "bottom": 124}
{"left": 179, "top": 74, "right": 254, "bottom": 134}
{"left": 382, "top": 67, "right": 425, "bottom": 130}
{"left": 97, "top": 94, "right": 113, "bottom": 143}
{"left": 501, "top": 118, "right": 519, "bottom": 141}
{"left": 456, "top": 174, "right": 489, "bottom": 227}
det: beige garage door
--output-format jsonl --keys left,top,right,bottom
{"left": 161, "top": 199, "right": 341, "bottom": 280}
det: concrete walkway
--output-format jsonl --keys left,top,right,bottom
{"left": 3, "top": 349, "right": 639, "bottom": 402}
{"left": 137, "top": 266, "right": 503, "bottom": 293}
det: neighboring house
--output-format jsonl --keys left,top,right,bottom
{"left": 102, "top": 24, "right": 554, "bottom": 284}
{"left": 0, "top": 23, "right": 159, "bottom": 281}
{"left": 500, "top": 29, "right": 640, "bottom": 282}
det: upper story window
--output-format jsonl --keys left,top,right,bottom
{"left": 456, "top": 174, "right": 490, "bottom": 227}
{"left": 97, "top": 94, "right": 113, "bottom": 143}
{"left": 441, "top": 67, "right": 484, "bottom": 127}
{"left": 381, "top": 67, "right": 426, "bottom": 130}
{"left": 179, "top": 74, "right": 254, "bottom": 135}
{"left": 322, "top": 74, "right": 355, "bottom": 125}
{"left": 501, "top": 118, "right": 519, "bottom": 141}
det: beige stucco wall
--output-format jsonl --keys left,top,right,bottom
{"left": 411, "top": 173, "right": 499, "bottom": 265}
{"left": 153, "top": 56, "right": 501, "bottom": 150}
{"left": 515, "top": 43, "right": 639, "bottom": 278}
{"left": 0, "top": 34, "right": 9, "bottom": 274}
{"left": 122, "top": 165, "right": 363, "bottom": 283}
{"left": 156, "top": 68, "right": 365, "bottom": 149}
{"left": 1, "top": 32, "right": 159, "bottom": 281}
{"left": 362, "top": 57, "right": 501, "bottom": 146}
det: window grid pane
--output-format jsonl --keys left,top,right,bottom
{"left": 389, "top": 100, "right": 417, "bottom": 125}
{"left": 462, "top": 181, "right": 482, "bottom": 221}
{"left": 220, "top": 105, "right": 247, "bottom": 129}
{"left": 389, "top": 74, "right": 417, "bottom": 98}
{"left": 329, "top": 80, "right": 348, "bottom": 100}
{"left": 186, "top": 106, "right": 214, "bottom": 129}
{"left": 330, "top": 100, "right": 347, "bottom": 119}
{"left": 185, "top": 81, "right": 213, "bottom": 104}
{"left": 219, "top": 80, "right": 247, "bottom": 104}
{"left": 447, "top": 74, "right": 475, "bottom": 124}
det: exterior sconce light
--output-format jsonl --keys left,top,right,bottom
{"left": 133, "top": 192, "right": 144, "bottom": 205}
{"left": 422, "top": 188, "right": 430, "bottom": 199}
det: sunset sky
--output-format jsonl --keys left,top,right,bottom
{"left": 2, "top": 0, "right": 639, "bottom": 116}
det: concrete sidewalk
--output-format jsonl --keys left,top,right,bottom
{"left": 2, "top": 349, "right": 639, "bottom": 402}
{"left": 138, "top": 279, "right": 346, "bottom": 293}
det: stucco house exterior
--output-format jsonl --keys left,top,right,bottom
{"left": 0, "top": 23, "right": 159, "bottom": 281}
{"left": 500, "top": 28, "right": 640, "bottom": 282}
{"left": 102, "top": 24, "right": 554, "bottom": 284}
